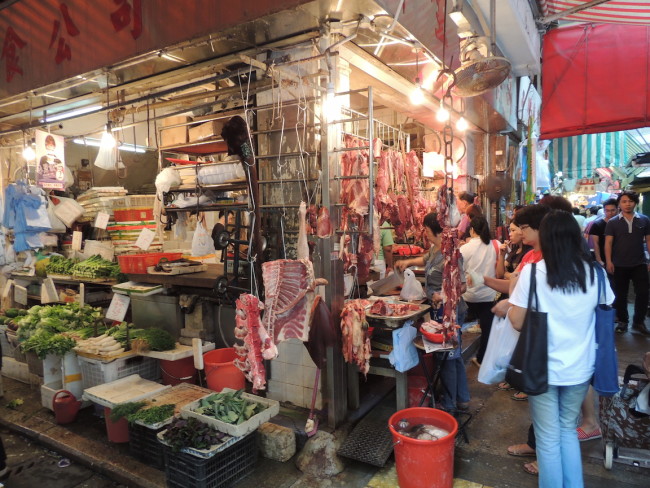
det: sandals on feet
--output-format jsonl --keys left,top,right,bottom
{"left": 507, "top": 443, "right": 536, "bottom": 457}
{"left": 497, "top": 382, "right": 513, "bottom": 391}
{"left": 511, "top": 391, "right": 528, "bottom": 401}
{"left": 523, "top": 461, "right": 539, "bottom": 476}
{"left": 577, "top": 427, "right": 602, "bottom": 442}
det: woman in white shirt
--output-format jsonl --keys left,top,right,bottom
{"left": 508, "top": 210, "right": 613, "bottom": 488}
{"left": 460, "top": 216, "right": 497, "bottom": 366}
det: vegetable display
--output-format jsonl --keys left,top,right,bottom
{"left": 193, "top": 390, "right": 265, "bottom": 425}
{"left": 45, "top": 255, "right": 77, "bottom": 275}
{"left": 70, "top": 255, "right": 122, "bottom": 280}
{"left": 74, "top": 334, "right": 125, "bottom": 357}
{"left": 128, "top": 404, "right": 175, "bottom": 425}
{"left": 110, "top": 401, "right": 147, "bottom": 422}
{"left": 162, "top": 417, "right": 226, "bottom": 452}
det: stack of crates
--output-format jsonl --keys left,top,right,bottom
{"left": 78, "top": 355, "right": 160, "bottom": 390}
{"left": 108, "top": 195, "right": 163, "bottom": 255}
{"left": 163, "top": 431, "right": 258, "bottom": 488}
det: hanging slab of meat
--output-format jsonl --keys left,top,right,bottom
{"left": 317, "top": 206, "right": 332, "bottom": 238}
{"left": 396, "top": 194, "right": 413, "bottom": 237}
{"left": 340, "top": 299, "right": 372, "bottom": 376}
{"left": 233, "top": 294, "right": 277, "bottom": 392}
{"left": 305, "top": 297, "right": 340, "bottom": 369}
{"left": 340, "top": 134, "right": 370, "bottom": 216}
{"left": 356, "top": 234, "right": 374, "bottom": 282}
{"left": 262, "top": 259, "right": 327, "bottom": 344}
{"left": 307, "top": 204, "right": 318, "bottom": 235}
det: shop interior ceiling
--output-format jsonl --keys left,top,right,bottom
{"left": 0, "top": 0, "right": 527, "bottom": 155}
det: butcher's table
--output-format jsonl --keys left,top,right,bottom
{"left": 348, "top": 302, "right": 431, "bottom": 412}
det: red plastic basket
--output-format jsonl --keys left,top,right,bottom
{"left": 117, "top": 252, "right": 183, "bottom": 274}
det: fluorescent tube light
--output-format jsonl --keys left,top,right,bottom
{"left": 41, "top": 105, "right": 102, "bottom": 123}
{"left": 72, "top": 138, "right": 146, "bottom": 153}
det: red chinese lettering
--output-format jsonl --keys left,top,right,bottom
{"left": 110, "top": 0, "right": 143, "bottom": 40}
{"left": 1, "top": 27, "right": 26, "bottom": 83}
{"left": 48, "top": 2, "right": 80, "bottom": 65}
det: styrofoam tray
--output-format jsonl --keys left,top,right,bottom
{"left": 82, "top": 374, "right": 169, "bottom": 408}
{"left": 180, "top": 388, "right": 280, "bottom": 437}
{"left": 157, "top": 429, "right": 241, "bottom": 459}
{"left": 137, "top": 341, "right": 215, "bottom": 361}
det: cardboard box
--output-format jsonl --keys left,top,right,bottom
{"left": 160, "top": 115, "right": 192, "bottom": 147}
{"left": 188, "top": 119, "right": 225, "bottom": 143}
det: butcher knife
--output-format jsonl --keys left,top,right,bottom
{"left": 368, "top": 269, "right": 404, "bottom": 296}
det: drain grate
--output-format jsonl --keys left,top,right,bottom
{"left": 338, "top": 406, "right": 395, "bottom": 467}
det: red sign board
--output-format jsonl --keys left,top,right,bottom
{"left": 0, "top": 0, "right": 311, "bottom": 99}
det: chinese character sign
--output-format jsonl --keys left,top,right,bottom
{"left": 1, "top": 26, "right": 26, "bottom": 83}
{"left": 110, "top": 0, "right": 143, "bottom": 40}
{"left": 35, "top": 130, "right": 66, "bottom": 190}
{"left": 49, "top": 2, "right": 81, "bottom": 64}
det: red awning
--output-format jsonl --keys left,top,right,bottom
{"left": 540, "top": 23, "right": 650, "bottom": 139}
{"left": 539, "top": 1, "right": 650, "bottom": 25}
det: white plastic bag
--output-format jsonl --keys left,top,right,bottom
{"left": 400, "top": 268, "right": 425, "bottom": 301}
{"left": 51, "top": 196, "right": 84, "bottom": 228}
{"left": 47, "top": 197, "right": 66, "bottom": 232}
{"left": 478, "top": 315, "right": 520, "bottom": 385}
{"left": 389, "top": 321, "right": 419, "bottom": 373}
{"left": 191, "top": 219, "right": 216, "bottom": 257}
{"left": 155, "top": 168, "right": 182, "bottom": 194}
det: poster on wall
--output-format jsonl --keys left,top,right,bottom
{"left": 35, "top": 129, "right": 65, "bottom": 190}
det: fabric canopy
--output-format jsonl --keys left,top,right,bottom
{"left": 541, "top": 23, "right": 650, "bottom": 139}
{"left": 548, "top": 131, "right": 643, "bottom": 180}
{"left": 539, "top": 1, "right": 650, "bottom": 25}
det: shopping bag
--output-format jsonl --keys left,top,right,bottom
{"left": 592, "top": 265, "right": 619, "bottom": 397}
{"left": 400, "top": 268, "right": 425, "bottom": 301}
{"left": 191, "top": 219, "right": 216, "bottom": 257}
{"left": 506, "top": 263, "right": 548, "bottom": 396}
{"left": 388, "top": 321, "right": 419, "bottom": 373}
{"left": 478, "top": 314, "right": 520, "bottom": 385}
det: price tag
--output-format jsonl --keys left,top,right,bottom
{"left": 94, "top": 211, "right": 110, "bottom": 229}
{"left": 72, "top": 231, "right": 83, "bottom": 251}
{"left": 135, "top": 228, "right": 155, "bottom": 250}
{"left": 106, "top": 293, "right": 130, "bottom": 322}
{"left": 3, "top": 279, "right": 14, "bottom": 299}
{"left": 14, "top": 284, "right": 28, "bottom": 305}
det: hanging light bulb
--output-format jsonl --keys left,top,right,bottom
{"left": 410, "top": 78, "right": 425, "bottom": 105}
{"left": 436, "top": 99, "right": 450, "bottom": 122}
{"left": 100, "top": 122, "right": 116, "bottom": 149}
{"left": 456, "top": 116, "right": 468, "bottom": 131}
{"left": 22, "top": 137, "right": 36, "bottom": 160}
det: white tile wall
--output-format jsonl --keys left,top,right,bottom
{"left": 270, "top": 339, "right": 322, "bottom": 408}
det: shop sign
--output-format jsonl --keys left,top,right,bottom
{"left": 0, "top": 0, "right": 312, "bottom": 99}
{"left": 483, "top": 72, "right": 517, "bottom": 131}
{"left": 35, "top": 129, "right": 66, "bottom": 190}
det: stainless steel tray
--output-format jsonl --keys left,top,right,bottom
{"left": 366, "top": 303, "right": 431, "bottom": 329}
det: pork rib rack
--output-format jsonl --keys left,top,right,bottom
{"left": 262, "top": 259, "right": 327, "bottom": 344}
{"left": 340, "top": 299, "right": 372, "bottom": 376}
{"left": 233, "top": 294, "right": 278, "bottom": 392}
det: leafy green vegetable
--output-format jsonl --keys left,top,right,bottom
{"left": 162, "top": 417, "right": 225, "bottom": 452}
{"left": 127, "top": 404, "right": 175, "bottom": 425}
{"left": 192, "top": 389, "right": 264, "bottom": 425}
{"left": 135, "top": 328, "right": 176, "bottom": 352}
{"left": 110, "top": 401, "right": 147, "bottom": 422}
{"left": 4, "top": 308, "right": 27, "bottom": 318}
{"left": 45, "top": 255, "right": 78, "bottom": 275}
{"left": 21, "top": 329, "right": 76, "bottom": 358}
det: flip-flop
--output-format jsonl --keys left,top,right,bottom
{"left": 507, "top": 444, "right": 536, "bottom": 457}
{"left": 511, "top": 391, "right": 528, "bottom": 401}
{"left": 523, "top": 461, "right": 539, "bottom": 476}
{"left": 497, "top": 382, "right": 513, "bottom": 391}
{"left": 577, "top": 427, "right": 602, "bottom": 442}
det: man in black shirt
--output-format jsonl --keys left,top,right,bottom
{"left": 589, "top": 198, "right": 618, "bottom": 268}
{"left": 605, "top": 191, "right": 650, "bottom": 334}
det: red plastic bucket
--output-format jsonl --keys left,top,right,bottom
{"left": 160, "top": 357, "right": 197, "bottom": 386}
{"left": 203, "top": 348, "right": 245, "bottom": 392}
{"left": 104, "top": 407, "right": 130, "bottom": 443}
{"left": 388, "top": 407, "right": 458, "bottom": 488}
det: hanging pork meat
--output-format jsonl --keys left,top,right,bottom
{"left": 233, "top": 293, "right": 278, "bottom": 392}
{"left": 340, "top": 299, "right": 372, "bottom": 376}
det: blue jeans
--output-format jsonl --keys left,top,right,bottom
{"left": 439, "top": 355, "right": 470, "bottom": 409}
{"left": 528, "top": 381, "right": 590, "bottom": 488}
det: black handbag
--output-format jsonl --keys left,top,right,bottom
{"left": 506, "top": 263, "right": 548, "bottom": 396}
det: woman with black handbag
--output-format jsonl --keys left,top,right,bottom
{"left": 507, "top": 210, "right": 613, "bottom": 488}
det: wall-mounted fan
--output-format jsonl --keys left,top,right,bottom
{"left": 485, "top": 172, "right": 513, "bottom": 202}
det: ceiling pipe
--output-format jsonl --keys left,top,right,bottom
{"left": 374, "top": 0, "right": 406, "bottom": 57}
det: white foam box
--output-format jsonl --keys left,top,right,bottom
{"left": 41, "top": 380, "right": 91, "bottom": 411}
{"left": 82, "top": 374, "right": 169, "bottom": 408}
{"left": 1, "top": 357, "right": 41, "bottom": 385}
{"left": 180, "top": 388, "right": 280, "bottom": 437}
{"left": 160, "top": 115, "right": 191, "bottom": 147}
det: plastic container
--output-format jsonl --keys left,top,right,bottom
{"left": 104, "top": 406, "right": 130, "bottom": 443}
{"left": 160, "top": 357, "right": 197, "bottom": 386}
{"left": 197, "top": 163, "right": 245, "bottom": 185}
{"left": 388, "top": 407, "right": 458, "bottom": 488}
{"left": 203, "top": 348, "right": 245, "bottom": 392}
{"left": 78, "top": 355, "right": 160, "bottom": 390}
{"left": 117, "top": 252, "right": 183, "bottom": 274}
{"left": 163, "top": 431, "right": 257, "bottom": 488}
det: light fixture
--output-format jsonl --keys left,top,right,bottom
{"left": 324, "top": 83, "right": 341, "bottom": 122}
{"left": 423, "top": 152, "right": 445, "bottom": 177}
{"left": 436, "top": 99, "right": 450, "bottom": 122}
{"left": 100, "top": 122, "right": 116, "bottom": 149}
{"left": 410, "top": 49, "right": 425, "bottom": 105}
{"left": 22, "top": 137, "right": 36, "bottom": 160}
{"left": 40, "top": 105, "right": 102, "bottom": 123}
{"left": 456, "top": 116, "right": 468, "bottom": 131}
{"left": 73, "top": 137, "right": 146, "bottom": 153}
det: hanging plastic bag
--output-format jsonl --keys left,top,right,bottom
{"left": 388, "top": 321, "right": 419, "bottom": 373}
{"left": 50, "top": 196, "right": 84, "bottom": 228}
{"left": 191, "top": 218, "right": 216, "bottom": 257}
{"left": 47, "top": 197, "right": 66, "bottom": 233}
{"left": 155, "top": 167, "right": 181, "bottom": 195}
{"left": 478, "top": 315, "right": 520, "bottom": 385}
{"left": 400, "top": 268, "right": 425, "bottom": 301}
